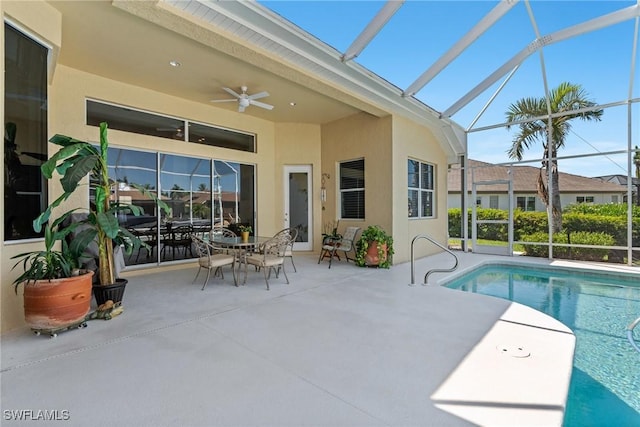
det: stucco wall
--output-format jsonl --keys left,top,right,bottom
{"left": 320, "top": 113, "right": 393, "bottom": 241}
{"left": 274, "top": 123, "right": 322, "bottom": 250}
{"left": 392, "top": 115, "right": 448, "bottom": 263}
{"left": 1, "top": 41, "right": 321, "bottom": 333}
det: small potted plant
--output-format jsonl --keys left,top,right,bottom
{"left": 238, "top": 225, "right": 252, "bottom": 242}
{"left": 355, "top": 225, "right": 394, "bottom": 268}
{"left": 11, "top": 210, "right": 94, "bottom": 334}
{"left": 322, "top": 220, "right": 342, "bottom": 245}
{"left": 34, "top": 122, "right": 168, "bottom": 307}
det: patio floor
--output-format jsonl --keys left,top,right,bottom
{"left": 1, "top": 251, "right": 576, "bottom": 426}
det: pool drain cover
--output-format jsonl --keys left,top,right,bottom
{"left": 497, "top": 344, "right": 530, "bottom": 358}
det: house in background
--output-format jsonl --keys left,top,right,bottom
{"left": 595, "top": 174, "right": 640, "bottom": 205}
{"left": 1, "top": 1, "right": 464, "bottom": 332}
{"left": 448, "top": 160, "right": 627, "bottom": 211}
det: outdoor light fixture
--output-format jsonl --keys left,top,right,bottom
{"left": 169, "top": 60, "right": 181, "bottom": 67}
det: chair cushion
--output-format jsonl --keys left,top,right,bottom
{"left": 203, "top": 254, "right": 234, "bottom": 268}
{"left": 245, "top": 254, "right": 283, "bottom": 267}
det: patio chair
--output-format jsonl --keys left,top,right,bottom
{"left": 241, "top": 232, "right": 290, "bottom": 290}
{"left": 191, "top": 235, "right": 237, "bottom": 290}
{"left": 318, "top": 226, "right": 360, "bottom": 268}
{"left": 161, "top": 224, "right": 193, "bottom": 260}
{"left": 272, "top": 227, "right": 299, "bottom": 272}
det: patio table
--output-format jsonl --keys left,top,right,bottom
{"left": 209, "top": 235, "right": 270, "bottom": 284}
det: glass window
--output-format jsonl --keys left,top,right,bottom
{"left": 87, "top": 100, "right": 185, "bottom": 141}
{"left": 340, "top": 159, "right": 365, "bottom": 219}
{"left": 576, "top": 196, "right": 595, "bottom": 203}
{"left": 4, "top": 23, "right": 48, "bottom": 240}
{"left": 408, "top": 159, "right": 435, "bottom": 218}
{"left": 516, "top": 196, "right": 536, "bottom": 211}
{"left": 87, "top": 100, "right": 256, "bottom": 152}
{"left": 489, "top": 195, "right": 499, "bottom": 209}
{"left": 189, "top": 122, "right": 255, "bottom": 153}
{"left": 102, "top": 147, "right": 255, "bottom": 266}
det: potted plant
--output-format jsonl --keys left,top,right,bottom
{"left": 321, "top": 220, "right": 342, "bottom": 245}
{"left": 355, "top": 225, "right": 394, "bottom": 268}
{"left": 34, "top": 122, "right": 168, "bottom": 306}
{"left": 238, "top": 225, "right": 252, "bottom": 242}
{"left": 11, "top": 210, "right": 94, "bottom": 334}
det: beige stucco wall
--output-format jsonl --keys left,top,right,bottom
{"left": 1, "top": 2, "right": 452, "bottom": 332}
{"left": 1, "top": 10, "right": 323, "bottom": 331}
{"left": 320, "top": 113, "right": 393, "bottom": 240}
{"left": 392, "top": 115, "right": 449, "bottom": 262}
{"left": 274, "top": 123, "right": 322, "bottom": 250}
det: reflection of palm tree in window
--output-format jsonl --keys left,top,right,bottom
{"left": 170, "top": 184, "right": 184, "bottom": 200}
{"left": 197, "top": 183, "right": 208, "bottom": 192}
{"left": 192, "top": 203, "right": 210, "bottom": 219}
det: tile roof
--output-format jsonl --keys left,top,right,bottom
{"left": 448, "top": 159, "right": 628, "bottom": 193}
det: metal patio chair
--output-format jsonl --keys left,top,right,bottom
{"left": 318, "top": 226, "right": 360, "bottom": 268}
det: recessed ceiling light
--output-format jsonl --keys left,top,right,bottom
{"left": 169, "top": 60, "right": 181, "bottom": 67}
{"left": 289, "top": 102, "right": 297, "bottom": 106}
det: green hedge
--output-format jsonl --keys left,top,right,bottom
{"left": 449, "top": 205, "right": 639, "bottom": 246}
{"left": 521, "top": 231, "right": 615, "bottom": 261}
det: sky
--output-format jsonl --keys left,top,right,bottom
{"left": 260, "top": 0, "right": 640, "bottom": 178}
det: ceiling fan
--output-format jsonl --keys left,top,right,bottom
{"left": 211, "top": 86, "right": 274, "bottom": 113}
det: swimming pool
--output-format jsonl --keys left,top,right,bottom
{"left": 444, "top": 263, "right": 640, "bottom": 427}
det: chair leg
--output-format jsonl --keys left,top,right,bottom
{"left": 289, "top": 256, "right": 297, "bottom": 272}
{"left": 193, "top": 266, "right": 202, "bottom": 284}
{"left": 318, "top": 249, "right": 327, "bottom": 264}
{"left": 201, "top": 268, "right": 212, "bottom": 290}
{"left": 262, "top": 266, "right": 270, "bottom": 290}
{"left": 231, "top": 260, "right": 238, "bottom": 287}
{"left": 328, "top": 248, "right": 337, "bottom": 268}
{"left": 281, "top": 263, "right": 289, "bottom": 284}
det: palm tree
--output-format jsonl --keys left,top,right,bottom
{"left": 505, "top": 82, "right": 603, "bottom": 232}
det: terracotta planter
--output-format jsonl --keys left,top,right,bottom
{"left": 22, "top": 271, "right": 94, "bottom": 331}
{"left": 364, "top": 242, "right": 387, "bottom": 266}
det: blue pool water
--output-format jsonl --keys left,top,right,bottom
{"left": 444, "top": 263, "right": 640, "bottom": 427}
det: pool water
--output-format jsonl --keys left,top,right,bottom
{"left": 445, "top": 264, "right": 640, "bottom": 427}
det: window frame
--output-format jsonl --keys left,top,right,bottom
{"left": 407, "top": 159, "right": 436, "bottom": 219}
{"left": 516, "top": 196, "right": 536, "bottom": 211}
{"left": 339, "top": 158, "right": 365, "bottom": 220}
{"left": 4, "top": 21, "right": 50, "bottom": 241}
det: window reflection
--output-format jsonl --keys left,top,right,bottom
{"left": 104, "top": 147, "right": 254, "bottom": 266}
{"left": 4, "top": 24, "right": 48, "bottom": 240}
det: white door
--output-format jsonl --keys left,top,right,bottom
{"left": 284, "top": 165, "right": 312, "bottom": 250}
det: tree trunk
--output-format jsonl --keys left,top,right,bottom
{"left": 550, "top": 161, "right": 562, "bottom": 232}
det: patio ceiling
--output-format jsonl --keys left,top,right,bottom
{"left": 42, "top": 1, "right": 640, "bottom": 160}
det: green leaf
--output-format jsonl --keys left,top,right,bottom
{"left": 96, "top": 212, "right": 119, "bottom": 239}
{"left": 60, "top": 154, "right": 98, "bottom": 192}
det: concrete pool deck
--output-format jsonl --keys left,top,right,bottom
{"left": 1, "top": 252, "right": 586, "bottom": 426}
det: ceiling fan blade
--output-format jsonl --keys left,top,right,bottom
{"left": 210, "top": 99, "right": 237, "bottom": 103}
{"left": 248, "top": 91, "right": 269, "bottom": 100}
{"left": 249, "top": 100, "right": 274, "bottom": 110}
{"left": 222, "top": 87, "right": 242, "bottom": 98}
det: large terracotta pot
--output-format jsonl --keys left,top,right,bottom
{"left": 22, "top": 271, "right": 94, "bottom": 331}
{"left": 364, "top": 242, "right": 387, "bottom": 266}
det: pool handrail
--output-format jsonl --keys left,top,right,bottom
{"left": 410, "top": 234, "right": 459, "bottom": 285}
{"left": 627, "top": 316, "right": 640, "bottom": 354}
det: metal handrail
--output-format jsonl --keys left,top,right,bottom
{"left": 410, "top": 234, "right": 459, "bottom": 285}
{"left": 627, "top": 317, "right": 640, "bottom": 354}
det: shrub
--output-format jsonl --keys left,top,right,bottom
{"left": 521, "top": 231, "right": 614, "bottom": 261}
